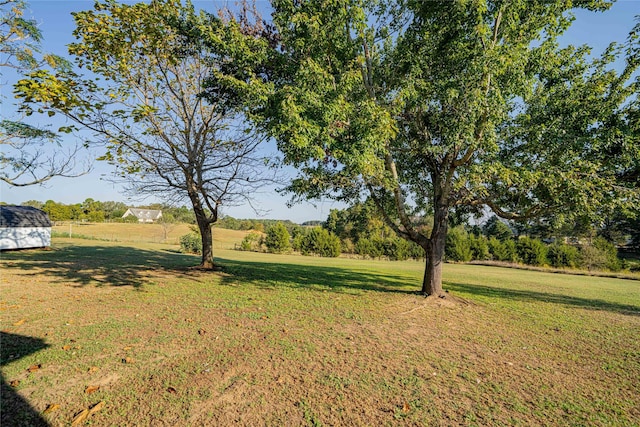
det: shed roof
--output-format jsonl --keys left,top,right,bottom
{"left": 0, "top": 206, "right": 52, "bottom": 228}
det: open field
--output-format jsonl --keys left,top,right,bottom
{"left": 51, "top": 222, "right": 248, "bottom": 248}
{"left": 1, "top": 237, "right": 639, "bottom": 426}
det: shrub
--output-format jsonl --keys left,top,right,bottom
{"left": 469, "top": 234, "right": 490, "bottom": 261}
{"left": 408, "top": 242, "right": 425, "bottom": 260}
{"left": 579, "top": 245, "right": 608, "bottom": 271}
{"left": 369, "top": 237, "right": 387, "bottom": 259}
{"left": 300, "top": 227, "right": 341, "bottom": 257}
{"left": 547, "top": 242, "right": 580, "bottom": 268}
{"left": 341, "top": 238, "right": 356, "bottom": 254}
{"left": 264, "top": 223, "right": 291, "bottom": 253}
{"left": 180, "top": 233, "right": 202, "bottom": 254}
{"left": 445, "top": 227, "right": 472, "bottom": 262}
{"left": 123, "top": 214, "right": 139, "bottom": 223}
{"left": 355, "top": 238, "right": 377, "bottom": 258}
{"left": 386, "top": 237, "right": 414, "bottom": 261}
{"left": 592, "top": 237, "right": 622, "bottom": 271}
{"left": 580, "top": 238, "right": 622, "bottom": 271}
{"left": 502, "top": 239, "right": 519, "bottom": 263}
{"left": 239, "top": 231, "right": 262, "bottom": 252}
{"left": 488, "top": 238, "right": 520, "bottom": 263}
{"left": 292, "top": 233, "right": 305, "bottom": 252}
{"left": 516, "top": 237, "right": 548, "bottom": 266}
{"left": 488, "top": 237, "right": 508, "bottom": 261}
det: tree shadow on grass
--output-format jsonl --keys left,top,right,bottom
{"left": 0, "top": 245, "right": 199, "bottom": 289}
{"left": 215, "top": 257, "right": 420, "bottom": 295}
{"left": 445, "top": 282, "right": 640, "bottom": 317}
{"left": 1, "top": 332, "right": 50, "bottom": 427}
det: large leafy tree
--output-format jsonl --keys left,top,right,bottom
{"left": 15, "top": 0, "right": 273, "bottom": 269}
{"left": 243, "top": 0, "right": 640, "bottom": 296}
{"left": 1, "top": 0, "right": 86, "bottom": 186}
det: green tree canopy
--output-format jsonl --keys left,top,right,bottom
{"left": 15, "top": 0, "right": 276, "bottom": 269}
{"left": 265, "top": 222, "right": 292, "bottom": 253}
{"left": 233, "top": 0, "right": 639, "bottom": 295}
{"left": 1, "top": 0, "right": 87, "bottom": 186}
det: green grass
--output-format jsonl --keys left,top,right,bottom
{"left": 1, "top": 238, "right": 639, "bottom": 426}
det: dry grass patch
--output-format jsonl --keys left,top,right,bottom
{"left": 51, "top": 222, "right": 248, "bottom": 247}
{"left": 1, "top": 239, "right": 639, "bottom": 426}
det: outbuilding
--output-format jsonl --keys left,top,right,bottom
{"left": 0, "top": 206, "right": 52, "bottom": 250}
{"left": 122, "top": 208, "right": 163, "bottom": 223}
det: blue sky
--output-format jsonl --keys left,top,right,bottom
{"left": 1, "top": 0, "right": 638, "bottom": 222}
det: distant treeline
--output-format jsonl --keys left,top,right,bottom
{"left": 5, "top": 199, "right": 195, "bottom": 223}
{"left": 8, "top": 198, "right": 637, "bottom": 272}
{"left": 3, "top": 199, "right": 321, "bottom": 229}
{"left": 227, "top": 200, "right": 638, "bottom": 272}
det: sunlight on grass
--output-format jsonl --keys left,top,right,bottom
{"left": 1, "top": 239, "right": 638, "bottom": 425}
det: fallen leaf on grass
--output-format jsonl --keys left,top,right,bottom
{"left": 43, "top": 403, "right": 60, "bottom": 414}
{"left": 123, "top": 346, "right": 132, "bottom": 351}
{"left": 27, "top": 364, "right": 42, "bottom": 373}
{"left": 167, "top": 387, "right": 177, "bottom": 394}
{"left": 71, "top": 401, "right": 105, "bottom": 426}
{"left": 85, "top": 385, "right": 100, "bottom": 394}
{"left": 402, "top": 402, "right": 410, "bottom": 412}
{"left": 198, "top": 329, "right": 207, "bottom": 335}
{"left": 10, "top": 380, "right": 20, "bottom": 387}
{"left": 71, "top": 409, "right": 89, "bottom": 426}
{"left": 89, "top": 401, "right": 105, "bottom": 415}
{"left": 88, "top": 366, "right": 99, "bottom": 374}
{"left": 62, "top": 345, "right": 72, "bottom": 351}
{"left": 13, "top": 318, "right": 26, "bottom": 326}
{"left": 122, "top": 357, "right": 134, "bottom": 364}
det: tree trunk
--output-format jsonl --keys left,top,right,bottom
{"left": 192, "top": 201, "right": 215, "bottom": 270}
{"left": 199, "top": 221, "right": 214, "bottom": 269}
{"left": 422, "top": 202, "right": 448, "bottom": 296}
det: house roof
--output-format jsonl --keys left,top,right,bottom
{"left": 124, "top": 208, "right": 163, "bottom": 220}
{"left": 0, "top": 206, "right": 52, "bottom": 227}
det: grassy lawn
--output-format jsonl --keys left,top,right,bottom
{"left": 1, "top": 237, "right": 639, "bottom": 426}
{"left": 50, "top": 222, "right": 247, "bottom": 247}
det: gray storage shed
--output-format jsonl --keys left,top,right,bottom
{"left": 0, "top": 206, "right": 52, "bottom": 250}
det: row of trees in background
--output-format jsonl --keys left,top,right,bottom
{"left": 238, "top": 224, "right": 342, "bottom": 258}
{"left": 226, "top": 200, "right": 634, "bottom": 272}
{"left": 6, "top": 199, "right": 195, "bottom": 223}
{"left": 446, "top": 227, "right": 625, "bottom": 272}
{"left": 9, "top": 196, "right": 635, "bottom": 271}
{"left": 216, "top": 217, "right": 299, "bottom": 233}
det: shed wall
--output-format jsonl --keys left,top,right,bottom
{"left": 0, "top": 227, "right": 51, "bottom": 250}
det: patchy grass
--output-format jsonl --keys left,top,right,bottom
{"left": 1, "top": 239, "right": 639, "bottom": 426}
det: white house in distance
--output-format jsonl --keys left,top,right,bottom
{"left": 122, "top": 208, "right": 163, "bottom": 223}
{"left": 0, "top": 206, "right": 52, "bottom": 250}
